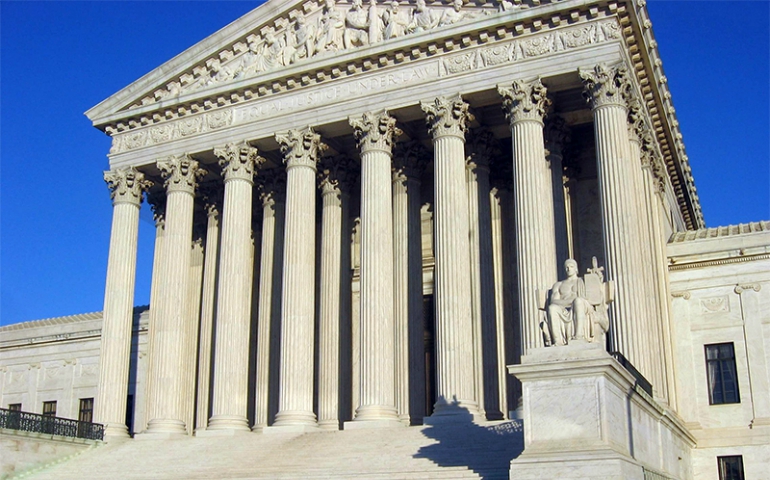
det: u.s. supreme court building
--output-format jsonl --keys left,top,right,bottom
{"left": 1, "top": 1, "right": 768, "bottom": 479}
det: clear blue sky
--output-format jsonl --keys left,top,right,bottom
{"left": 1, "top": 1, "right": 768, "bottom": 326}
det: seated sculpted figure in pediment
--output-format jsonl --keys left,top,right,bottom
{"left": 541, "top": 257, "right": 612, "bottom": 347}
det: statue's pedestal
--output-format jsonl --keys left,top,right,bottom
{"left": 507, "top": 344, "right": 694, "bottom": 480}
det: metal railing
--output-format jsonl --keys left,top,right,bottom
{"left": 610, "top": 351, "right": 653, "bottom": 397}
{"left": 0, "top": 408, "right": 104, "bottom": 441}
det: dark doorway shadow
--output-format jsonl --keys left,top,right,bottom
{"left": 414, "top": 398, "right": 524, "bottom": 479}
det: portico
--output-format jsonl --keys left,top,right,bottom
{"left": 89, "top": 0, "right": 699, "bottom": 440}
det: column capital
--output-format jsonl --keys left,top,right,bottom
{"left": 465, "top": 127, "right": 498, "bottom": 173}
{"left": 276, "top": 128, "right": 327, "bottom": 171}
{"left": 626, "top": 98, "right": 648, "bottom": 144}
{"left": 544, "top": 115, "right": 571, "bottom": 157}
{"left": 498, "top": 78, "right": 551, "bottom": 125}
{"left": 199, "top": 183, "right": 224, "bottom": 220}
{"left": 103, "top": 167, "right": 152, "bottom": 206}
{"left": 579, "top": 63, "right": 632, "bottom": 109}
{"left": 256, "top": 168, "right": 287, "bottom": 208}
{"left": 319, "top": 155, "right": 356, "bottom": 197}
{"left": 393, "top": 140, "right": 430, "bottom": 182}
{"left": 421, "top": 94, "right": 474, "bottom": 140}
{"left": 147, "top": 191, "right": 167, "bottom": 228}
{"left": 350, "top": 111, "right": 402, "bottom": 154}
{"left": 214, "top": 141, "right": 264, "bottom": 184}
{"left": 157, "top": 154, "right": 207, "bottom": 195}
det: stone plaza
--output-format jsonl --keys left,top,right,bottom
{"left": 1, "top": 0, "right": 768, "bottom": 478}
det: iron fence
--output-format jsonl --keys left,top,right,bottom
{"left": 0, "top": 408, "right": 104, "bottom": 441}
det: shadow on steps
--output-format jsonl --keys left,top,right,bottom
{"left": 414, "top": 398, "right": 524, "bottom": 479}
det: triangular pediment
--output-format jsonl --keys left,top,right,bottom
{"left": 86, "top": 0, "right": 540, "bottom": 127}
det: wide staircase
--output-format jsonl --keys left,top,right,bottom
{"left": 26, "top": 420, "right": 523, "bottom": 479}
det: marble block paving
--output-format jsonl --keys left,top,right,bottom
{"left": 26, "top": 421, "right": 524, "bottom": 479}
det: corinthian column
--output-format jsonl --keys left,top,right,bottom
{"left": 317, "top": 157, "right": 352, "bottom": 430}
{"left": 146, "top": 155, "right": 206, "bottom": 435}
{"left": 544, "top": 116, "right": 572, "bottom": 268}
{"left": 579, "top": 63, "right": 647, "bottom": 370}
{"left": 348, "top": 111, "right": 402, "bottom": 428}
{"left": 392, "top": 141, "right": 429, "bottom": 426}
{"left": 498, "top": 78, "right": 557, "bottom": 351}
{"left": 421, "top": 95, "right": 479, "bottom": 421}
{"left": 96, "top": 167, "right": 151, "bottom": 438}
{"left": 195, "top": 187, "right": 222, "bottom": 432}
{"left": 270, "top": 128, "right": 326, "bottom": 431}
{"left": 466, "top": 129, "right": 501, "bottom": 420}
{"left": 143, "top": 194, "right": 165, "bottom": 431}
{"left": 208, "top": 141, "right": 263, "bottom": 432}
{"left": 253, "top": 171, "right": 286, "bottom": 431}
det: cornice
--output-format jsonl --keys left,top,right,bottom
{"left": 92, "top": 0, "right": 701, "bottom": 230}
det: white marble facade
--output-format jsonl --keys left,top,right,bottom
{"left": 1, "top": 1, "right": 768, "bottom": 478}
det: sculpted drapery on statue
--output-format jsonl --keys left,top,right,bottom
{"left": 542, "top": 258, "right": 612, "bottom": 347}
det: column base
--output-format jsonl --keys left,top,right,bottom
{"left": 102, "top": 422, "right": 130, "bottom": 440}
{"left": 205, "top": 414, "right": 250, "bottom": 433}
{"left": 424, "top": 400, "right": 483, "bottom": 425}
{"left": 268, "top": 410, "right": 318, "bottom": 433}
{"left": 317, "top": 420, "right": 340, "bottom": 431}
{"left": 144, "top": 418, "right": 187, "bottom": 435}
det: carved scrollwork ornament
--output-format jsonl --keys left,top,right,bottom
{"left": 256, "top": 167, "right": 287, "bottom": 208}
{"left": 214, "top": 140, "right": 264, "bottom": 183}
{"left": 421, "top": 94, "right": 474, "bottom": 139}
{"left": 393, "top": 140, "right": 431, "bottom": 181}
{"left": 276, "top": 127, "right": 327, "bottom": 171}
{"left": 735, "top": 284, "right": 761, "bottom": 294}
{"left": 199, "top": 184, "right": 224, "bottom": 221}
{"left": 104, "top": 167, "right": 152, "bottom": 206}
{"left": 465, "top": 127, "right": 499, "bottom": 172}
{"left": 157, "top": 154, "right": 207, "bottom": 195}
{"left": 544, "top": 115, "right": 571, "bottom": 157}
{"left": 147, "top": 191, "right": 166, "bottom": 228}
{"left": 350, "top": 111, "right": 402, "bottom": 154}
{"left": 579, "top": 63, "right": 632, "bottom": 109}
{"left": 498, "top": 78, "right": 551, "bottom": 125}
{"left": 626, "top": 98, "right": 647, "bottom": 144}
{"left": 318, "top": 155, "right": 356, "bottom": 196}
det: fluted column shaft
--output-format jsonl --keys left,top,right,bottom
{"left": 422, "top": 96, "right": 478, "bottom": 420}
{"left": 545, "top": 117, "right": 572, "bottom": 268}
{"left": 147, "top": 155, "right": 206, "bottom": 434}
{"left": 185, "top": 232, "right": 204, "bottom": 433}
{"left": 392, "top": 142, "right": 428, "bottom": 425}
{"left": 318, "top": 179, "right": 344, "bottom": 430}
{"left": 254, "top": 178, "right": 285, "bottom": 431}
{"left": 498, "top": 79, "right": 557, "bottom": 351}
{"left": 96, "top": 168, "right": 150, "bottom": 437}
{"left": 144, "top": 196, "right": 165, "bottom": 431}
{"left": 195, "top": 196, "right": 221, "bottom": 431}
{"left": 272, "top": 129, "right": 325, "bottom": 429}
{"left": 208, "top": 142, "right": 261, "bottom": 431}
{"left": 350, "top": 112, "right": 401, "bottom": 425}
{"left": 580, "top": 63, "right": 647, "bottom": 370}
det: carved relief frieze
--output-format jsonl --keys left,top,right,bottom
{"left": 699, "top": 296, "right": 730, "bottom": 314}
{"left": 108, "top": 16, "right": 622, "bottom": 155}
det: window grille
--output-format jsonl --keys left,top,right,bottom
{"left": 705, "top": 343, "right": 740, "bottom": 405}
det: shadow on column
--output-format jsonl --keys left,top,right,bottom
{"left": 414, "top": 397, "right": 524, "bottom": 479}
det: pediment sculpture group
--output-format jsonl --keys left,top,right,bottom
{"left": 170, "top": 0, "right": 525, "bottom": 97}
{"left": 541, "top": 257, "right": 613, "bottom": 347}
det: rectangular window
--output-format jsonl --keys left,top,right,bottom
{"left": 78, "top": 398, "right": 94, "bottom": 423}
{"left": 705, "top": 343, "right": 740, "bottom": 405}
{"left": 718, "top": 455, "right": 745, "bottom": 480}
{"left": 42, "top": 400, "right": 57, "bottom": 417}
{"left": 7, "top": 403, "right": 22, "bottom": 411}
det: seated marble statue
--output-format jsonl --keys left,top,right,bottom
{"left": 543, "top": 257, "right": 611, "bottom": 346}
